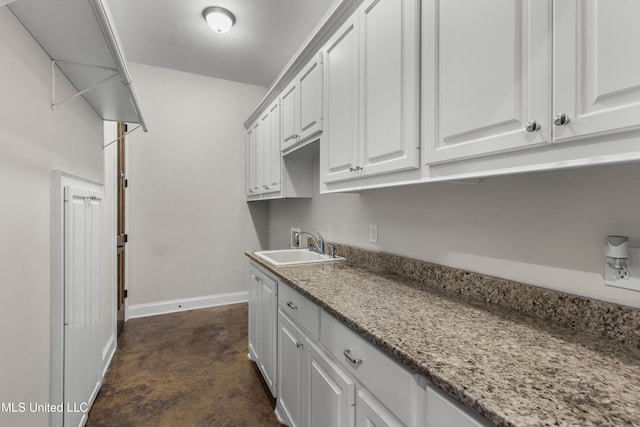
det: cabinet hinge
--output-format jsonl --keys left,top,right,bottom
{"left": 124, "top": 289, "right": 128, "bottom": 298}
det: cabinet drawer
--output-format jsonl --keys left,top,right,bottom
{"left": 425, "top": 385, "right": 489, "bottom": 427}
{"left": 278, "top": 283, "right": 320, "bottom": 340}
{"left": 320, "top": 310, "right": 414, "bottom": 425}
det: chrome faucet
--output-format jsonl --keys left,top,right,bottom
{"left": 296, "top": 230, "right": 324, "bottom": 255}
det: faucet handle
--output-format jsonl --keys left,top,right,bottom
{"left": 327, "top": 244, "right": 336, "bottom": 258}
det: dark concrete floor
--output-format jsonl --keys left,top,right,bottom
{"left": 87, "top": 303, "right": 281, "bottom": 427}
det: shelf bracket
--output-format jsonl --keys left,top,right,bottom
{"left": 51, "top": 59, "right": 120, "bottom": 111}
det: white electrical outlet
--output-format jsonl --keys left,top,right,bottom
{"left": 369, "top": 224, "right": 378, "bottom": 244}
{"left": 604, "top": 245, "right": 640, "bottom": 292}
{"left": 290, "top": 227, "right": 301, "bottom": 248}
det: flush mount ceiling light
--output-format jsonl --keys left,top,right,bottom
{"left": 202, "top": 6, "right": 236, "bottom": 33}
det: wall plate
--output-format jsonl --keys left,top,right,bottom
{"left": 290, "top": 227, "right": 301, "bottom": 248}
{"left": 604, "top": 245, "right": 640, "bottom": 292}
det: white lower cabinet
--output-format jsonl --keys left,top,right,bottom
{"left": 248, "top": 264, "right": 490, "bottom": 427}
{"left": 277, "top": 309, "right": 306, "bottom": 427}
{"left": 248, "top": 262, "right": 278, "bottom": 397}
{"left": 357, "top": 388, "right": 404, "bottom": 427}
{"left": 306, "top": 339, "right": 355, "bottom": 427}
{"left": 422, "top": 385, "right": 489, "bottom": 427}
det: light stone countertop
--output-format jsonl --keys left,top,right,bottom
{"left": 246, "top": 251, "right": 640, "bottom": 427}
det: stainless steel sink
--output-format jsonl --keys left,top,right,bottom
{"left": 255, "top": 249, "right": 345, "bottom": 266}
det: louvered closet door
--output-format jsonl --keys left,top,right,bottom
{"left": 64, "top": 186, "right": 103, "bottom": 427}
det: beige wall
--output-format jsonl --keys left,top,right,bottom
{"left": 125, "top": 63, "right": 268, "bottom": 306}
{"left": 269, "top": 156, "right": 640, "bottom": 308}
{"left": 0, "top": 7, "right": 104, "bottom": 426}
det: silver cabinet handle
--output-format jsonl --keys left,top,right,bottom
{"left": 525, "top": 120, "right": 541, "bottom": 132}
{"left": 296, "top": 341, "right": 303, "bottom": 348}
{"left": 553, "top": 113, "right": 571, "bottom": 126}
{"left": 286, "top": 301, "right": 297, "bottom": 310}
{"left": 343, "top": 348, "right": 362, "bottom": 365}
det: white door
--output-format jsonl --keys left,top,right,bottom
{"left": 267, "top": 100, "right": 282, "bottom": 194}
{"left": 281, "top": 82, "right": 298, "bottom": 149}
{"left": 306, "top": 340, "right": 355, "bottom": 427}
{"left": 322, "top": 15, "right": 360, "bottom": 183}
{"left": 277, "top": 311, "right": 306, "bottom": 427}
{"left": 259, "top": 273, "right": 278, "bottom": 397}
{"left": 248, "top": 266, "right": 261, "bottom": 362}
{"left": 423, "top": 0, "right": 551, "bottom": 164}
{"left": 246, "top": 123, "right": 260, "bottom": 197}
{"left": 360, "top": 0, "right": 419, "bottom": 176}
{"left": 298, "top": 53, "right": 323, "bottom": 142}
{"left": 554, "top": 0, "right": 640, "bottom": 142}
{"left": 259, "top": 112, "right": 271, "bottom": 194}
{"left": 64, "top": 186, "right": 103, "bottom": 427}
{"left": 356, "top": 388, "right": 404, "bottom": 427}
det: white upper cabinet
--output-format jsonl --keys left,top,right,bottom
{"left": 359, "top": 0, "right": 420, "bottom": 176}
{"left": 281, "top": 82, "right": 299, "bottom": 149}
{"left": 266, "top": 100, "right": 282, "bottom": 194}
{"left": 298, "top": 54, "right": 324, "bottom": 143}
{"left": 281, "top": 53, "right": 324, "bottom": 152}
{"left": 246, "top": 122, "right": 260, "bottom": 198}
{"left": 423, "top": 0, "right": 552, "bottom": 164}
{"left": 553, "top": 0, "right": 640, "bottom": 143}
{"left": 249, "top": 99, "right": 281, "bottom": 198}
{"left": 322, "top": 15, "right": 361, "bottom": 183}
{"left": 322, "top": 0, "right": 420, "bottom": 185}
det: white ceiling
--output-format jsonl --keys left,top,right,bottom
{"left": 108, "top": 0, "right": 337, "bottom": 88}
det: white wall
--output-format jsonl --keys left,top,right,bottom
{"left": 0, "top": 7, "right": 104, "bottom": 427}
{"left": 125, "top": 63, "right": 268, "bottom": 308}
{"left": 269, "top": 157, "right": 640, "bottom": 308}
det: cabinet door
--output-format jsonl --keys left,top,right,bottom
{"left": 246, "top": 124, "right": 260, "bottom": 197}
{"left": 554, "top": 0, "right": 640, "bottom": 143}
{"left": 424, "top": 386, "right": 487, "bottom": 427}
{"left": 259, "top": 111, "right": 271, "bottom": 193}
{"left": 360, "top": 0, "right": 419, "bottom": 177}
{"left": 259, "top": 273, "right": 278, "bottom": 397}
{"left": 356, "top": 388, "right": 404, "bottom": 427}
{"left": 278, "top": 310, "right": 306, "bottom": 427}
{"left": 265, "top": 100, "right": 282, "bottom": 195}
{"left": 248, "top": 266, "right": 261, "bottom": 362}
{"left": 298, "top": 53, "right": 323, "bottom": 142}
{"left": 322, "top": 15, "right": 360, "bottom": 183}
{"left": 281, "top": 82, "right": 298, "bottom": 150}
{"left": 423, "top": 0, "right": 551, "bottom": 164}
{"left": 306, "top": 340, "right": 355, "bottom": 427}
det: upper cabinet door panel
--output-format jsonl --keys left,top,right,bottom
{"left": 554, "top": 0, "right": 640, "bottom": 142}
{"left": 360, "top": 0, "right": 419, "bottom": 176}
{"left": 281, "top": 82, "right": 298, "bottom": 149}
{"left": 425, "top": 0, "right": 551, "bottom": 164}
{"left": 323, "top": 17, "right": 360, "bottom": 183}
{"left": 298, "top": 54, "right": 323, "bottom": 141}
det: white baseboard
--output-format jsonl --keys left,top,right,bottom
{"left": 102, "top": 334, "right": 116, "bottom": 378}
{"left": 128, "top": 291, "right": 248, "bottom": 319}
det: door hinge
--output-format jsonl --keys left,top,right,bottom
{"left": 124, "top": 289, "right": 128, "bottom": 298}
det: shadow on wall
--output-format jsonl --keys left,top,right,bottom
{"left": 247, "top": 201, "right": 270, "bottom": 249}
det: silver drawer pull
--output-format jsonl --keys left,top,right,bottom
{"left": 287, "top": 301, "right": 298, "bottom": 310}
{"left": 343, "top": 348, "right": 362, "bottom": 365}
